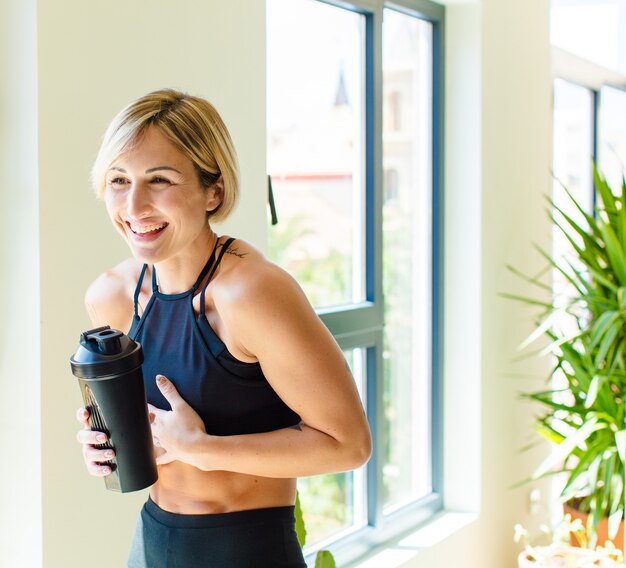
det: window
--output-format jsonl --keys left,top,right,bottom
{"left": 382, "top": 7, "right": 434, "bottom": 513}
{"left": 598, "top": 85, "right": 626, "bottom": 189}
{"left": 552, "top": 78, "right": 626, "bottom": 216}
{"left": 266, "top": 0, "right": 365, "bottom": 309}
{"left": 267, "top": 0, "right": 444, "bottom": 562}
{"left": 552, "top": 78, "right": 595, "bottom": 264}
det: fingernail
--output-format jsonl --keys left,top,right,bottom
{"left": 156, "top": 375, "right": 166, "bottom": 384}
{"left": 104, "top": 450, "right": 114, "bottom": 459}
{"left": 96, "top": 433, "right": 107, "bottom": 443}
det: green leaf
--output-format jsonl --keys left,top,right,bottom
{"left": 585, "top": 375, "right": 608, "bottom": 408}
{"left": 551, "top": 181, "right": 602, "bottom": 242}
{"left": 608, "top": 506, "right": 623, "bottom": 540}
{"left": 600, "top": 453, "right": 615, "bottom": 512}
{"left": 538, "top": 331, "right": 585, "bottom": 357}
{"left": 594, "top": 165, "right": 619, "bottom": 217}
{"left": 517, "top": 308, "right": 563, "bottom": 351}
{"left": 505, "top": 263, "right": 551, "bottom": 291}
{"left": 294, "top": 492, "right": 306, "bottom": 548}
{"left": 551, "top": 207, "right": 605, "bottom": 276}
{"left": 597, "top": 218, "right": 626, "bottom": 286}
{"left": 586, "top": 265, "right": 619, "bottom": 293}
{"left": 588, "top": 311, "right": 619, "bottom": 352}
{"left": 608, "top": 474, "right": 624, "bottom": 538}
{"left": 526, "top": 393, "right": 583, "bottom": 416}
{"left": 618, "top": 287, "right": 626, "bottom": 310}
{"left": 594, "top": 320, "right": 620, "bottom": 368}
{"left": 533, "top": 244, "right": 586, "bottom": 297}
{"left": 616, "top": 430, "right": 626, "bottom": 465}
{"left": 532, "top": 417, "right": 604, "bottom": 479}
{"left": 533, "top": 422, "right": 566, "bottom": 445}
{"left": 560, "top": 437, "right": 611, "bottom": 500}
{"left": 315, "top": 550, "right": 337, "bottom": 568}
{"left": 499, "top": 292, "right": 552, "bottom": 309}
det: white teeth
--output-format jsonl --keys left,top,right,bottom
{"left": 130, "top": 222, "right": 167, "bottom": 234}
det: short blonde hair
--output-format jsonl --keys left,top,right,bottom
{"left": 91, "top": 89, "right": 239, "bottom": 223}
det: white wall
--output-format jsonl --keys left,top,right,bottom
{"left": 0, "top": 1, "right": 41, "bottom": 567}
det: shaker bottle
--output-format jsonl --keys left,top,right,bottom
{"left": 70, "top": 325, "right": 158, "bottom": 492}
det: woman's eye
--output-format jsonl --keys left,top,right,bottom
{"left": 108, "top": 177, "right": 128, "bottom": 186}
{"left": 150, "top": 177, "right": 171, "bottom": 185}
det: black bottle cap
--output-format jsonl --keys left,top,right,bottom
{"left": 70, "top": 326, "right": 143, "bottom": 380}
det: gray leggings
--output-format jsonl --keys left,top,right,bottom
{"left": 127, "top": 498, "right": 306, "bottom": 568}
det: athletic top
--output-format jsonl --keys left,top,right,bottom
{"left": 128, "top": 237, "right": 301, "bottom": 436}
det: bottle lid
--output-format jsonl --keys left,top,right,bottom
{"left": 70, "top": 326, "right": 143, "bottom": 379}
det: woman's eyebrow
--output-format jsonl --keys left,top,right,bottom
{"left": 107, "top": 166, "right": 182, "bottom": 174}
{"left": 145, "top": 166, "right": 182, "bottom": 174}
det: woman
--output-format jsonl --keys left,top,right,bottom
{"left": 75, "top": 89, "right": 371, "bottom": 567}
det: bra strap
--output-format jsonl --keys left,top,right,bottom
{"left": 199, "top": 237, "right": 236, "bottom": 317}
{"left": 150, "top": 265, "right": 159, "bottom": 293}
{"left": 133, "top": 264, "right": 149, "bottom": 320}
{"left": 191, "top": 237, "right": 222, "bottom": 293}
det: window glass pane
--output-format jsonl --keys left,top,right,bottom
{"left": 552, "top": 80, "right": 594, "bottom": 349}
{"left": 551, "top": 0, "right": 626, "bottom": 75}
{"left": 267, "top": 0, "right": 366, "bottom": 308}
{"left": 598, "top": 85, "right": 626, "bottom": 190}
{"left": 298, "top": 349, "right": 367, "bottom": 548}
{"left": 552, "top": 79, "right": 594, "bottom": 254}
{"left": 382, "top": 8, "right": 433, "bottom": 512}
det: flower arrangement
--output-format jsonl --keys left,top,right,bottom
{"left": 514, "top": 514, "right": 623, "bottom": 567}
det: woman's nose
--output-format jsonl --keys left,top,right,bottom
{"left": 126, "top": 183, "right": 151, "bottom": 217}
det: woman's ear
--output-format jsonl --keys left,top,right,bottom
{"left": 206, "top": 176, "right": 224, "bottom": 212}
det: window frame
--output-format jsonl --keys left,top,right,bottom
{"left": 552, "top": 47, "right": 626, "bottom": 208}
{"left": 266, "top": 0, "right": 445, "bottom": 563}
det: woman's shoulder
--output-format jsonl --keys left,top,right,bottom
{"left": 84, "top": 257, "right": 145, "bottom": 329}
{"left": 217, "top": 237, "right": 300, "bottom": 295}
{"left": 213, "top": 237, "right": 309, "bottom": 318}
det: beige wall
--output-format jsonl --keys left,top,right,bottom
{"left": 1, "top": 0, "right": 556, "bottom": 567}
{"left": 36, "top": 1, "right": 266, "bottom": 567}
{"left": 392, "top": 0, "right": 554, "bottom": 567}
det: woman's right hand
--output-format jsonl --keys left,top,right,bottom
{"left": 76, "top": 407, "right": 115, "bottom": 476}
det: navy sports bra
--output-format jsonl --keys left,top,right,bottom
{"left": 128, "top": 237, "right": 301, "bottom": 436}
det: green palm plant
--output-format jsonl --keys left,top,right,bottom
{"left": 510, "top": 166, "right": 626, "bottom": 545}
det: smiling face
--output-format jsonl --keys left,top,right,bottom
{"left": 104, "top": 126, "right": 222, "bottom": 266}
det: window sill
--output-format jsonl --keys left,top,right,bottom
{"left": 344, "top": 511, "right": 478, "bottom": 568}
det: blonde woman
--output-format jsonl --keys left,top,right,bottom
{"left": 75, "top": 89, "right": 371, "bottom": 567}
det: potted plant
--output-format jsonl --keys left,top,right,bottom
{"left": 514, "top": 514, "right": 623, "bottom": 567}
{"left": 509, "top": 166, "right": 626, "bottom": 546}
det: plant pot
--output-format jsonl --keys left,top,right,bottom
{"left": 517, "top": 545, "right": 621, "bottom": 567}
{"left": 564, "top": 502, "right": 624, "bottom": 550}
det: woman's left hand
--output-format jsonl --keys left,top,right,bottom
{"left": 147, "top": 374, "right": 207, "bottom": 466}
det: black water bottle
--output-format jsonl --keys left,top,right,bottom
{"left": 70, "top": 326, "right": 158, "bottom": 493}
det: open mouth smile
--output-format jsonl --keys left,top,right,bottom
{"left": 126, "top": 221, "right": 169, "bottom": 237}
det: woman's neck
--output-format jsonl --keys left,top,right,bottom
{"left": 151, "top": 229, "right": 218, "bottom": 294}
